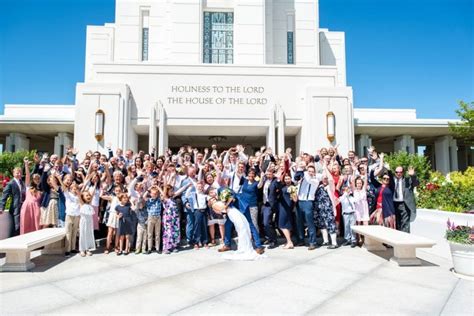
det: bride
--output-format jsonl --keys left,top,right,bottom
{"left": 210, "top": 196, "right": 263, "bottom": 261}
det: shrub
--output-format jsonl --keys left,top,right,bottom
{"left": 445, "top": 219, "right": 473, "bottom": 245}
{"left": 418, "top": 167, "right": 474, "bottom": 212}
{"left": 0, "top": 150, "right": 36, "bottom": 178}
{"left": 385, "top": 151, "right": 431, "bottom": 181}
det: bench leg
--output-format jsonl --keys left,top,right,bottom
{"left": 390, "top": 247, "right": 421, "bottom": 266}
{"left": 0, "top": 251, "right": 35, "bottom": 272}
{"left": 364, "top": 237, "right": 387, "bottom": 251}
{"left": 42, "top": 239, "right": 65, "bottom": 255}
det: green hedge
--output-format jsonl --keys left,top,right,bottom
{"left": 417, "top": 167, "right": 474, "bottom": 213}
{"left": 384, "top": 151, "right": 473, "bottom": 213}
{"left": 385, "top": 151, "right": 431, "bottom": 181}
{"left": 0, "top": 150, "right": 36, "bottom": 178}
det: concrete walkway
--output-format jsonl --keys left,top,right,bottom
{"left": 0, "top": 239, "right": 472, "bottom": 315}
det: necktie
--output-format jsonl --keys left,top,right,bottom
{"left": 306, "top": 183, "right": 312, "bottom": 200}
{"left": 395, "top": 179, "right": 400, "bottom": 199}
{"left": 195, "top": 192, "right": 199, "bottom": 209}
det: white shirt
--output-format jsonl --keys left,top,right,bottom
{"left": 64, "top": 191, "right": 80, "bottom": 216}
{"left": 193, "top": 191, "right": 207, "bottom": 210}
{"left": 263, "top": 179, "right": 272, "bottom": 204}
{"left": 340, "top": 193, "right": 356, "bottom": 214}
{"left": 394, "top": 177, "right": 404, "bottom": 202}
{"left": 14, "top": 178, "right": 23, "bottom": 191}
{"left": 224, "top": 170, "right": 242, "bottom": 193}
{"left": 297, "top": 172, "right": 321, "bottom": 201}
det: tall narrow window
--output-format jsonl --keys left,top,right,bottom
{"left": 141, "top": 10, "right": 150, "bottom": 61}
{"left": 287, "top": 13, "right": 295, "bottom": 64}
{"left": 203, "top": 12, "right": 233, "bottom": 64}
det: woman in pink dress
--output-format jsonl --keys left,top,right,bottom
{"left": 20, "top": 158, "right": 42, "bottom": 234}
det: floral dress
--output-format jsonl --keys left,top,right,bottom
{"left": 162, "top": 198, "right": 180, "bottom": 251}
{"left": 314, "top": 185, "right": 337, "bottom": 234}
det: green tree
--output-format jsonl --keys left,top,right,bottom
{"left": 385, "top": 151, "right": 431, "bottom": 181}
{"left": 449, "top": 101, "right": 474, "bottom": 145}
{"left": 0, "top": 150, "right": 36, "bottom": 178}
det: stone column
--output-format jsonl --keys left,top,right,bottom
{"left": 54, "top": 133, "right": 73, "bottom": 156}
{"left": 356, "top": 134, "right": 372, "bottom": 157}
{"left": 149, "top": 104, "right": 158, "bottom": 155}
{"left": 277, "top": 105, "right": 285, "bottom": 156}
{"left": 435, "top": 136, "right": 451, "bottom": 174}
{"left": 5, "top": 133, "right": 30, "bottom": 152}
{"left": 449, "top": 137, "right": 458, "bottom": 172}
{"left": 394, "top": 135, "right": 415, "bottom": 154}
{"left": 266, "top": 106, "right": 276, "bottom": 151}
{"left": 158, "top": 103, "right": 168, "bottom": 156}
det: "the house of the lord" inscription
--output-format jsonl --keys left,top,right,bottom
{"left": 167, "top": 85, "right": 268, "bottom": 105}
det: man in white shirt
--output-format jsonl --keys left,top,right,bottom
{"left": 258, "top": 168, "right": 278, "bottom": 249}
{"left": 293, "top": 165, "right": 322, "bottom": 250}
{"left": 224, "top": 162, "right": 246, "bottom": 193}
{"left": 393, "top": 166, "right": 419, "bottom": 233}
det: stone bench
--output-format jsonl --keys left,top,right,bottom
{"left": 351, "top": 225, "right": 436, "bottom": 266}
{"left": 0, "top": 228, "right": 66, "bottom": 272}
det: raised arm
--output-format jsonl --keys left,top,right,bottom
{"left": 374, "top": 153, "right": 385, "bottom": 177}
{"left": 24, "top": 158, "right": 31, "bottom": 188}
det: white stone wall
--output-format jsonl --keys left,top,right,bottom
{"left": 74, "top": 83, "right": 137, "bottom": 157}
{"left": 319, "top": 29, "right": 346, "bottom": 86}
{"left": 86, "top": 0, "right": 322, "bottom": 67}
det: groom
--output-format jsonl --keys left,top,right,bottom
{"left": 218, "top": 187, "right": 265, "bottom": 255}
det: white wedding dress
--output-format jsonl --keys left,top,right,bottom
{"left": 222, "top": 206, "right": 264, "bottom": 261}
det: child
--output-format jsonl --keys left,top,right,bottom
{"left": 40, "top": 174, "right": 61, "bottom": 227}
{"left": 133, "top": 192, "right": 148, "bottom": 254}
{"left": 352, "top": 167, "right": 370, "bottom": 245}
{"left": 100, "top": 186, "right": 122, "bottom": 254}
{"left": 339, "top": 186, "right": 357, "bottom": 248}
{"left": 115, "top": 193, "right": 133, "bottom": 255}
{"left": 161, "top": 185, "right": 180, "bottom": 254}
{"left": 79, "top": 191, "right": 96, "bottom": 257}
{"left": 64, "top": 183, "right": 80, "bottom": 256}
{"left": 145, "top": 186, "right": 163, "bottom": 254}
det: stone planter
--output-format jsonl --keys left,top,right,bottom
{"left": 449, "top": 241, "right": 474, "bottom": 277}
{"left": 0, "top": 211, "right": 12, "bottom": 240}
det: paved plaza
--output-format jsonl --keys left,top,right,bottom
{"left": 0, "top": 231, "right": 472, "bottom": 315}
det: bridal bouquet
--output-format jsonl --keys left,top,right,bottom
{"left": 219, "top": 188, "right": 233, "bottom": 202}
{"left": 287, "top": 185, "right": 298, "bottom": 199}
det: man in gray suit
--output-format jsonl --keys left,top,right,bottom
{"left": 393, "top": 166, "right": 419, "bottom": 233}
{"left": 0, "top": 166, "right": 26, "bottom": 237}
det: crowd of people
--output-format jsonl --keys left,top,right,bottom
{"left": 0, "top": 142, "right": 419, "bottom": 259}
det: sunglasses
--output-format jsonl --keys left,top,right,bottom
{"left": 395, "top": 171, "right": 403, "bottom": 174}
{"left": 383, "top": 177, "right": 390, "bottom": 181}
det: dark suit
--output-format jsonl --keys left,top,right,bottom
{"left": 261, "top": 178, "right": 279, "bottom": 244}
{"left": 0, "top": 179, "right": 26, "bottom": 236}
{"left": 393, "top": 174, "right": 419, "bottom": 233}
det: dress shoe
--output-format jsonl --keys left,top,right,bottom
{"left": 321, "top": 242, "right": 330, "bottom": 247}
{"left": 342, "top": 240, "right": 351, "bottom": 246}
{"left": 255, "top": 247, "right": 265, "bottom": 255}
{"left": 327, "top": 244, "right": 340, "bottom": 250}
{"left": 268, "top": 242, "right": 278, "bottom": 249}
{"left": 218, "top": 245, "right": 231, "bottom": 252}
{"left": 351, "top": 243, "right": 357, "bottom": 248}
{"left": 308, "top": 245, "right": 317, "bottom": 251}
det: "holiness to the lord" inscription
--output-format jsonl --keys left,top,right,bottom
{"left": 167, "top": 85, "right": 268, "bottom": 105}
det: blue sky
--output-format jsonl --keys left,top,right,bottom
{"left": 0, "top": 0, "right": 472, "bottom": 119}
